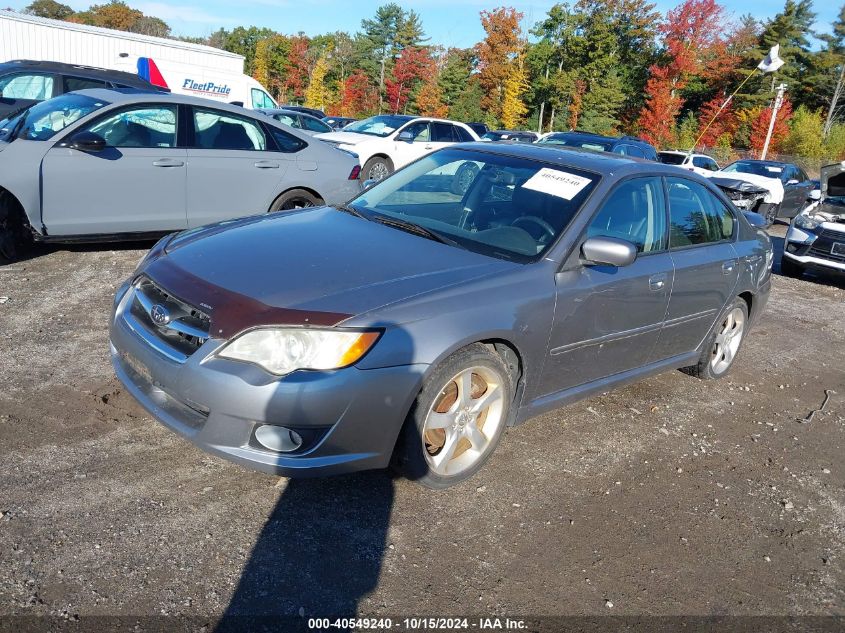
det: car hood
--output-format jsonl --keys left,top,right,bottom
{"left": 821, "top": 161, "right": 845, "bottom": 199}
{"left": 144, "top": 209, "right": 513, "bottom": 337}
{"left": 315, "top": 131, "right": 382, "bottom": 145}
{"left": 710, "top": 171, "right": 784, "bottom": 203}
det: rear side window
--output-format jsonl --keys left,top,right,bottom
{"left": 402, "top": 121, "right": 430, "bottom": 142}
{"left": 269, "top": 128, "right": 306, "bottom": 153}
{"left": 587, "top": 177, "right": 667, "bottom": 253}
{"left": 667, "top": 178, "right": 735, "bottom": 248}
{"left": 302, "top": 116, "right": 331, "bottom": 133}
{"left": 0, "top": 73, "right": 54, "bottom": 100}
{"left": 273, "top": 113, "right": 297, "bottom": 127}
{"left": 455, "top": 126, "right": 475, "bottom": 142}
{"left": 431, "top": 122, "right": 456, "bottom": 142}
{"left": 692, "top": 156, "right": 718, "bottom": 171}
{"left": 193, "top": 108, "right": 266, "bottom": 150}
{"left": 86, "top": 105, "right": 177, "bottom": 148}
{"left": 63, "top": 76, "right": 108, "bottom": 93}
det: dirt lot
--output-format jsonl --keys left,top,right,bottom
{"left": 0, "top": 225, "right": 843, "bottom": 630}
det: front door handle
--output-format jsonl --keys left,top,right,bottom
{"left": 254, "top": 161, "right": 280, "bottom": 169}
{"left": 424, "top": 145, "right": 434, "bottom": 150}
{"left": 722, "top": 259, "right": 737, "bottom": 274}
{"left": 649, "top": 273, "right": 667, "bottom": 291}
{"left": 153, "top": 159, "right": 184, "bottom": 167}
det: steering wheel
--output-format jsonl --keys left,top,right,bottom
{"left": 511, "top": 216, "right": 556, "bottom": 242}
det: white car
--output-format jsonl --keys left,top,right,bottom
{"left": 657, "top": 150, "right": 720, "bottom": 176}
{"left": 315, "top": 115, "right": 479, "bottom": 182}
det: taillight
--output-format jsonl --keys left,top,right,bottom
{"left": 349, "top": 165, "right": 361, "bottom": 180}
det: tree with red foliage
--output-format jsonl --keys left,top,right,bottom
{"left": 750, "top": 97, "right": 793, "bottom": 155}
{"left": 696, "top": 92, "right": 738, "bottom": 148}
{"left": 385, "top": 46, "right": 433, "bottom": 114}
{"left": 342, "top": 70, "right": 378, "bottom": 116}
{"left": 283, "top": 36, "right": 310, "bottom": 101}
{"left": 476, "top": 7, "right": 523, "bottom": 120}
{"left": 638, "top": 0, "right": 727, "bottom": 146}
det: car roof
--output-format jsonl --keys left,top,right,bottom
{"left": 70, "top": 87, "right": 260, "bottom": 115}
{"left": 260, "top": 108, "right": 323, "bottom": 120}
{"left": 0, "top": 59, "right": 160, "bottom": 89}
{"left": 729, "top": 158, "right": 790, "bottom": 167}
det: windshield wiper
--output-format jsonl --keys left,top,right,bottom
{"left": 373, "top": 215, "right": 460, "bottom": 247}
{"left": 332, "top": 203, "right": 369, "bottom": 219}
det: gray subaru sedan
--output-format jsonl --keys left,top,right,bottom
{"left": 110, "top": 144, "right": 773, "bottom": 489}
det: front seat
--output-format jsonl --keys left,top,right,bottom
{"left": 211, "top": 122, "right": 254, "bottom": 150}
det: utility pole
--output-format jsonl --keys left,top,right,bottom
{"left": 760, "top": 83, "right": 787, "bottom": 161}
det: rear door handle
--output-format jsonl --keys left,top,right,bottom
{"left": 649, "top": 273, "right": 667, "bottom": 291}
{"left": 254, "top": 161, "right": 280, "bottom": 169}
{"left": 722, "top": 259, "right": 737, "bottom": 274}
{"left": 153, "top": 159, "right": 184, "bottom": 167}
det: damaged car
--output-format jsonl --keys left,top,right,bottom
{"left": 710, "top": 160, "right": 814, "bottom": 226}
{"left": 782, "top": 161, "right": 845, "bottom": 279}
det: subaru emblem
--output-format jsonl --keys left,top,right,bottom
{"left": 150, "top": 304, "right": 171, "bottom": 326}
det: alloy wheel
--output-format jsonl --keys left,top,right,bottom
{"left": 369, "top": 162, "right": 390, "bottom": 181}
{"left": 711, "top": 307, "right": 745, "bottom": 374}
{"left": 422, "top": 366, "right": 506, "bottom": 477}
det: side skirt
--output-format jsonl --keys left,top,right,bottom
{"left": 34, "top": 231, "right": 170, "bottom": 245}
{"left": 514, "top": 351, "right": 700, "bottom": 425}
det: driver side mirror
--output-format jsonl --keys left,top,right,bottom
{"left": 397, "top": 130, "right": 413, "bottom": 142}
{"left": 809, "top": 189, "right": 821, "bottom": 201}
{"left": 581, "top": 236, "right": 638, "bottom": 267}
{"left": 67, "top": 131, "right": 106, "bottom": 153}
{"left": 786, "top": 179, "right": 800, "bottom": 186}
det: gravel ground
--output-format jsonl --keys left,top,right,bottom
{"left": 0, "top": 225, "right": 843, "bottom": 631}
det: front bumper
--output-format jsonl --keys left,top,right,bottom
{"left": 110, "top": 285, "right": 426, "bottom": 477}
{"left": 784, "top": 223, "right": 845, "bottom": 274}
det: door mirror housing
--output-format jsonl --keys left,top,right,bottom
{"left": 362, "top": 179, "right": 377, "bottom": 190}
{"left": 396, "top": 130, "right": 413, "bottom": 142}
{"left": 581, "top": 236, "right": 638, "bottom": 267}
{"left": 67, "top": 131, "right": 106, "bottom": 153}
{"left": 742, "top": 211, "right": 767, "bottom": 229}
{"left": 809, "top": 189, "right": 821, "bottom": 201}
{"left": 786, "top": 179, "right": 800, "bottom": 186}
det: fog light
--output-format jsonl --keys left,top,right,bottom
{"left": 255, "top": 425, "right": 303, "bottom": 453}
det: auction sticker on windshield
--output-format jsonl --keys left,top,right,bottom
{"left": 522, "top": 168, "right": 592, "bottom": 200}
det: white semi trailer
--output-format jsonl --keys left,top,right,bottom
{"left": 0, "top": 9, "right": 277, "bottom": 109}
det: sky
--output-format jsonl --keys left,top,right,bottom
{"left": 8, "top": 0, "right": 841, "bottom": 49}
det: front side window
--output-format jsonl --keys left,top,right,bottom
{"left": 251, "top": 88, "right": 276, "bottom": 109}
{"left": 17, "top": 93, "right": 107, "bottom": 141}
{"left": 273, "top": 113, "right": 297, "bottom": 127}
{"left": 193, "top": 108, "right": 266, "bottom": 150}
{"left": 0, "top": 73, "right": 54, "bottom": 100}
{"left": 586, "top": 177, "right": 667, "bottom": 253}
{"left": 87, "top": 105, "right": 177, "bottom": 148}
{"left": 401, "top": 121, "right": 430, "bottom": 142}
{"left": 667, "top": 177, "right": 735, "bottom": 248}
{"left": 349, "top": 148, "right": 600, "bottom": 260}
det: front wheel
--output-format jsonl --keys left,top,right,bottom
{"left": 395, "top": 344, "right": 513, "bottom": 489}
{"left": 0, "top": 199, "right": 31, "bottom": 264}
{"left": 362, "top": 156, "right": 393, "bottom": 182}
{"left": 270, "top": 189, "right": 323, "bottom": 212}
{"left": 682, "top": 298, "right": 749, "bottom": 380}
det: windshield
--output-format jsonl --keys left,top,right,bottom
{"left": 538, "top": 134, "right": 612, "bottom": 152}
{"left": 342, "top": 115, "right": 413, "bottom": 137}
{"left": 0, "top": 105, "right": 32, "bottom": 140}
{"left": 658, "top": 152, "right": 687, "bottom": 165}
{"left": 347, "top": 148, "right": 600, "bottom": 261}
{"left": 722, "top": 161, "right": 784, "bottom": 179}
{"left": 14, "top": 93, "right": 107, "bottom": 141}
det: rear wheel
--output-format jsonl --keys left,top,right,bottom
{"left": 780, "top": 256, "right": 804, "bottom": 279}
{"left": 362, "top": 156, "right": 393, "bottom": 182}
{"left": 682, "top": 298, "right": 748, "bottom": 380}
{"left": 395, "top": 344, "right": 513, "bottom": 489}
{"left": 269, "top": 189, "right": 322, "bottom": 212}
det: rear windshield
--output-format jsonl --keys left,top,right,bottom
{"left": 539, "top": 134, "right": 612, "bottom": 152}
{"left": 658, "top": 152, "right": 687, "bottom": 165}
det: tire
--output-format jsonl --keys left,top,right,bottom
{"left": 395, "top": 343, "right": 514, "bottom": 489}
{"left": 756, "top": 203, "right": 778, "bottom": 228}
{"left": 0, "top": 194, "right": 31, "bottom": 265}
{"left": 362, "top": 156, "right": 393, "bottom": 182}
{"left": 780, "top": 256, "right": 804, "bottom": 279}
{"left": 269, "top": 189, "right": 322, "bottom": 212}
{"left": 682, "top": 298, "right": 749, "bottom": 380}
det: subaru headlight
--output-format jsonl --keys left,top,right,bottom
{"left": 793, "top": 214, "right": 820, "bottom": 231}
{"left": 216, "top": 328, "right": 380, "bottom": 375}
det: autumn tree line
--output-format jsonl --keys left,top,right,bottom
{"left": 21, "top": 0, "right": 845, "bottom": 161}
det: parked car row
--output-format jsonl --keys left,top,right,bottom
{"left": 0, "top": 88, "right": 361, "bottom": 262}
